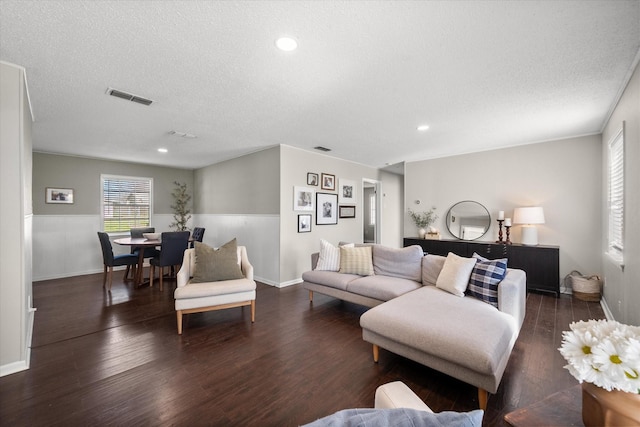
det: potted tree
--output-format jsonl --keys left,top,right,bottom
{"left": 169, "top": 181, "right": 192, "bottom": 231}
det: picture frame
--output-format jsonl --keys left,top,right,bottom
{"left": 316, "top": 192, "right": 338, "bottom": 225}
{"left": 46, "top": 187, "right": 74, "bottom": 204}
{"left": 338, "top": 179, "right": 357, "bottom": 203}
{"left": 321, "top": 173, "right": 336, "bottom": 191}
{"left": 339, "top": 205, "right": 356, "bottom": 219}
{"left": 298, "top": 214, "right": 312, "bottom": 233}
{"left": 307, "top": 172, "right": 319, "bottom": 186}
{"left": 293, "top": 186, "right": 314, "bottom": 211}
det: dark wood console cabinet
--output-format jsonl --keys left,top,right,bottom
{"left": 403, "top": 238, "right": 560, "bottom": 297}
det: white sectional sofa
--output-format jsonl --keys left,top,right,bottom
{"left": 301, "top": 242, "right": 527, "bottom": 409}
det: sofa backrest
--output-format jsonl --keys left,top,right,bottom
{"left": 372, "top": 245, "right": 424, "bottom": 282}
{"left": 422, "top": 254, "right": 446, "bottom": 286}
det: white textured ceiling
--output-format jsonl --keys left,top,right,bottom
{"left": 1, "top": 1, "right": 639, "bottom": 170}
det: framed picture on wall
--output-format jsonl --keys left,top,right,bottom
{"left": 46, "top": 187, "right": 74, "bottom": 204}
{"left": 321, "top": 173, "right": 335, "bottom": 191}
{"left": 298, "top": 214, "right": 312, "bottom": 233}
{"left": 338, "top": 179, "right": 356, "bottom": 203}
{"left": 316, "top": 192, "right": 338, "bottom": 225}
{"left": 293, "top": 186, "right": 314, "bottom": 211}
{"left": 307, "top": 173, "right": 319, "bottom": 186}
{"left": 339, "top": 205, "right": 356, "bottom": 218}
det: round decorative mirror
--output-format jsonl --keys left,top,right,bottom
{"left": 446, "top": 201, "right": 491, "bottom": 241}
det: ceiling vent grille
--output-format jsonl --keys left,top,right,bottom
{"left": 106, "top": 87, "right": 153, "bottom": 106}
{"left": 314, "top": 146, "right": 331, "bottom": 152}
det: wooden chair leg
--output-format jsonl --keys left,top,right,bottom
{"left": 478, "top": 388, "right": 488, "bottom": 410}
{"left": 159, "top": 271, "right": 164, "bottom": 291}
{"left": 149, "top": 265, "right": 155, "bottom": 287}
{"left": 107, "top": 266, "right": 113, "bottom": 291}
{"left": 251, "top": 300, "right": 256, "bottom": 322}
{"left": 176, "top": 311, "right": 183, "bottom": 334}
{"left": 102, "top": 265, "right": 107, "bottom": 288}
{"left": 124, "top": 265, "right": 130, "bottom": 280}
{"left": 373, "top": 344, "right": 379, "bottom": 363}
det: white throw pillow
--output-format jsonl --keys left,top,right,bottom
{"left": 315, "top": 239, "right": 354, "bottom": 271}
{"left": 436, "top": 252, "right": 477, "bottom": 297}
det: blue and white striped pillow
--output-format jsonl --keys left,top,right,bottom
{"left": 466, "top": 253, "right": 507, "bottom": 308}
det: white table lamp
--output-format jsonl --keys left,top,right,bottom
{"left": 513, "top": 207, "right": 545, "bottom": 246}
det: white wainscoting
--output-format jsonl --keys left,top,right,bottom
{"left": 33, "top": 214, "right": 281, "bottom": 286}
{"left": 33, "top": 214, "right": 177, "bottom": 281}
{"left": 192, "top": 214, "right": 280, "bottom": 286}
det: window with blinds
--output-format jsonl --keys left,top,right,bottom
{"left": 101, "top": 175, "right": 153, "bottom": 233}
{"left": 607, "top": 126, "right": 624, "bottom": 262}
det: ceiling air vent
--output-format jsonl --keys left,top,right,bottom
{"left": 106, "top": 87, "right": 153, "bottom": 106}
{"left": 314, "top": 146, "right": 331, "bottom": 152}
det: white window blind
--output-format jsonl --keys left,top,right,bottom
{"left": 607, "top": 126, "right": 624, "bottom": 261}
{"left": 102, "top": 175, "right": 153, "bottom": 233}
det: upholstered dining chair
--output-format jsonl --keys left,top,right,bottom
{"left": 190, "top": 227, "right": 205, "bottom": 248}
{"left": 175, "top": 239, "right": 256, "bottom": 334}
{"left": 149, "top": 231, "right": 190, "bottom": 291}
{"left": 124, "top": 227, "right": 158, "bottom": 280}
{"left": 97, "top": 232, "right": 139, "bottom": 291}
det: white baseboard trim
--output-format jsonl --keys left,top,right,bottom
{"left": 276, "top": 278, "right": 303, "bottom": 288}
{"left": 600, "top": 297, "right": 615, "bottom": 321}
{"left": 0, "top": 359, "right": 29, "bottom": 377}
{"left": 254, "top": 276, "right": 302, "bottom": 288}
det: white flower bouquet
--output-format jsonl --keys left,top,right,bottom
{"left": 559, "top": 319, "right": 640, "bottom": 394}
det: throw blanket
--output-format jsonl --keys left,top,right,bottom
{"left": 302, "top": 408, "right": 483, "bottom": 427}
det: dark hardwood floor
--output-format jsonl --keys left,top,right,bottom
{"left": 0, "top": 270, "right": 604, "bottom": 426}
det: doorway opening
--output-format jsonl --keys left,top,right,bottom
{"left": 362, "top": 179, "right": 380, "bottom": 244}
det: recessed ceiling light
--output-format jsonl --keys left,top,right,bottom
{"left": 276, "top": 37, "right": 298, "bottom": 52}
{"left": 417, "top": 125, "right": 430, "bottom": 131}
{"left": 158, "top": 148, "right": 168, "bottom": 153}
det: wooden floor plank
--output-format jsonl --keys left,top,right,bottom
{"left": 0, "top": 273, "right": 605, "bottom": 426}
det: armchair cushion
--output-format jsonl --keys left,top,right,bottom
{"left": 191, "top": 239, "right": 244, "bottom": 283}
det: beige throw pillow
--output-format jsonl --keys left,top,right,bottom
{"left": 316, "top": 239, "right": 354, "bottom": 271}
{"left": 191, "top": 239, "right": 244, "bottom": 283}
{"left": 435, "top": 252, "right": 477, "bottom": 297}
{"left": 339, "top": 246, "right": 374, "bottom": 276}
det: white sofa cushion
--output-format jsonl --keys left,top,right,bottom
{"left": 436, "top": 252, "right": 477, "bottom": 297}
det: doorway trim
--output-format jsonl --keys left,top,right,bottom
{"left": 362, "top": 179, "right": 381, "bottom": 244}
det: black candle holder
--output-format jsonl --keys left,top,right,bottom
{"left": 496, "top": 219, "right": 504, "bottom": 243}
{"left": 505, "top": 225, "right": 512, "bottom": 244}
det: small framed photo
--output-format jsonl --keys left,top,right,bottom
{"left": 293, "top": 186, "right": 314, "bottom": 211}
{"left": 339, "top": 179, "right": 356, "bottom": 203}
{"left": 339, "top": 205, "right": 356, "bottom": 219}
{"left": 321, "top": 173, "right": 336, "bottom": 191}
{"left": 46, "top": 187, "right": 74, "bottom": 204}
{"left": 316, "top": 192, "right": 338, "bottom": 225}
{"left": 298, "top": 214, "right": 312, "bottom": 233}
{"left": 307, "top": 172, "right": 319, "bottom": 186}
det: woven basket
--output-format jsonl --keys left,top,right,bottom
{"left": 568, "top": 270, "right": 602, "bottom": 302}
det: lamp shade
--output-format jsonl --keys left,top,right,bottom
{"left": 513, "top": 207, "right": 545, "bottom": 225}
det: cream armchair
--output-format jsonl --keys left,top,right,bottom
{"left": 174, "top": 245, "right": 256, "bottom": 334}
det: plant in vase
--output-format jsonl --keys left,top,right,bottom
{"left": 558, "top": 319, "right": 640, "bottom": 426}
{"left": 408, "top": 207, "right": 438, "bottom": 239}
{"left": 169, "top": 181, "right": 192, "bottom": 232}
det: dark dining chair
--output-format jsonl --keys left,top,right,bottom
{"left": 149, "top": 231, "right": 190, "bottom": 291}
{"left": 97, "top": 232, "right": 139, "bottom": 291}
{"left": 190, "top": 227, "right": 206, "bottom": 248}
{"left": 125, "top": 227, "right": 159, "bottom": 279}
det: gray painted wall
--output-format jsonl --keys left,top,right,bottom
{"left": 405, "top": 134, "right": 603, "bottom": 293}
{"left": 0, "top": 62, "right": 33, "bottom": 375}
{"left": 278, "top": 145, "right": 403, "bottom": 284}
{"left": 194, "top": 147, "right": 280, "bottom": 214}
{"left": 33, "top": 152, "right": 194, "bottom": 215}
{"left": 601, "top": 60, "right": 640, "bottom": 326}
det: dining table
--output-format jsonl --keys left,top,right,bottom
{"left": 113, "top": 237, "right": 161, "bottom": 287}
